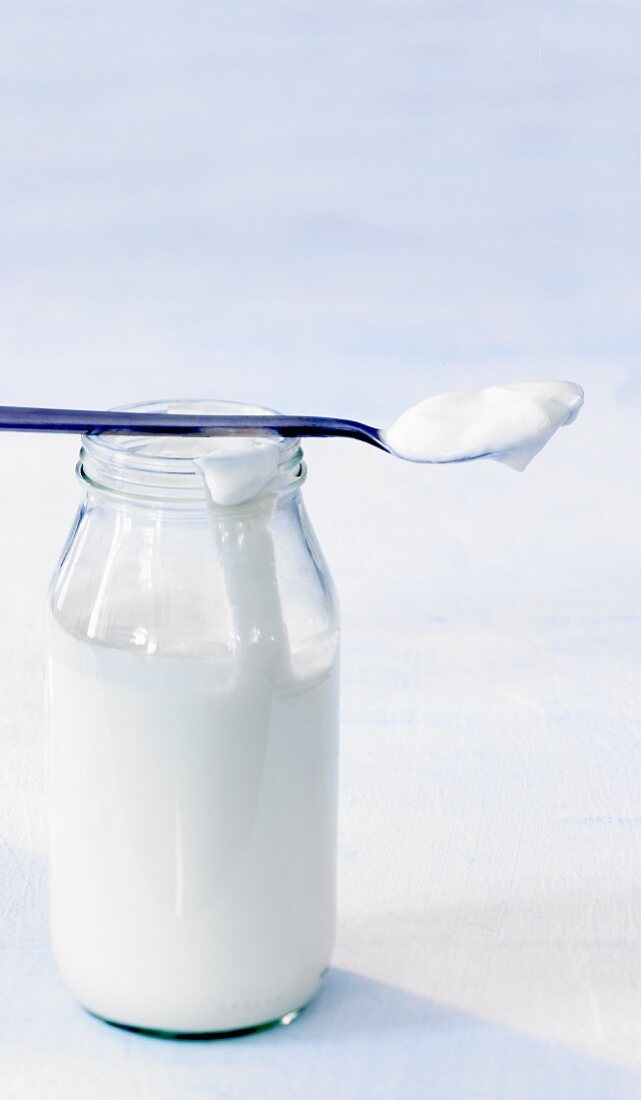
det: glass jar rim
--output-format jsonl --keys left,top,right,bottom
{"left": 79, "top": 398, "right": 305, "bottom": 506}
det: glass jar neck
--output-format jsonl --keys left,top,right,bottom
{"left": 77, "top": 400, "right": 306, "bottom": 511}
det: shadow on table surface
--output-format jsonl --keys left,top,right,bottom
{"left": 239, "top": 968, "right": 637, "bottom": 1100}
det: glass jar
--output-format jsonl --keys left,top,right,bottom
{"left": 45, "top": 400, "right": 340, "bottom": 1036}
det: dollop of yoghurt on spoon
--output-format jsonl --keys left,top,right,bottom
{"left": 383, "top": 380, "right": 584, "bottom": 470}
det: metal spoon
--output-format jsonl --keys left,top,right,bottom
{"left": 0, "top": 382, "right": 584, "bottom": 467}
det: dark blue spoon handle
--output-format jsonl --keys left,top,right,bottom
{"left": 0, "top": 406, "right": 387, "bottom": 450}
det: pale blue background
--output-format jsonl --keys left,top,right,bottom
{"left": 1, "top": 3, "right": 640, "bottom": 1098}
{"left": 1, "top": 0, "right": 639, "bottom": 414}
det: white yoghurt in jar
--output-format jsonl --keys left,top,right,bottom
{"left": 48, "top": 622, "right": 338, "bottom": 1033}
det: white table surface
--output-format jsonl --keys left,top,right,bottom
{"left": 1, "top": 3, "right": 641, "bottom": 1097}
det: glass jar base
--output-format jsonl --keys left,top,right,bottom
{"left": 84, "top": 1005, "right": 303, "bottom": 1041}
